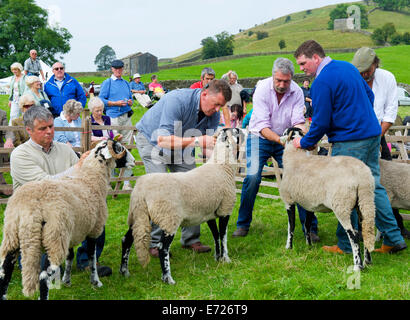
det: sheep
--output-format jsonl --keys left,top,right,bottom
{"left": 0, "top": 140, "right": 135, "bottom": 300}
{"left": 278, "top": 127, "right": 375, "bottom": 271}
{"left": 379, "top": 159, "right": 410, "bottom": 239}
{"left": 119, "top": 128, "right": 245, "bottom": 285}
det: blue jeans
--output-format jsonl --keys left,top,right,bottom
{"left": 332, "top": 136, "right": 404, "bottom": 252}
{"left": 76, "top": 228, "right": 106, "bottom": 269}
{"left": 236, "top": 134, "right": 318, "bottom": 232}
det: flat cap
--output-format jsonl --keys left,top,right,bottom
{"left": 351, "top": 47, "right": 376, "bottom": 72}
{"left": 111, "top": 59, "right": 124, "bottom": 68}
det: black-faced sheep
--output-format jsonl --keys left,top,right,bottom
{"left": 0, "top": 140, "right": 135, "bottom": 300}
{"left": 119, "top": 128, "right": 245, "bottom": 284}
{"left": 279, "top": 128, "right": 375, "bottom": 271}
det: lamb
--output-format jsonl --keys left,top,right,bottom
{"left": 379, "top": 159, "right": 410, "bottom": 238}
{"left": 279, "top": 127, "right": 376, "bottom": 271}
{"left": 119, "top": 128, "right": 245, "bottom": 285}
{"left": 0, "top": 140, "right": 135, "bottom": 300}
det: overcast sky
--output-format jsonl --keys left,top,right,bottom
{"left": 35, "top": 0, "right": 356, "bottom": 72}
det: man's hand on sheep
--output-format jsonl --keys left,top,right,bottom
{"left": 292, "top": 137, "right": 302, "bottom": 148}
{"left": 74, "top": 151, "right": 91, "bottom": 170}
{"left": 157, "top": 135, "right": 216, "bottom": 150}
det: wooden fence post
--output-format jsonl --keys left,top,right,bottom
{"left": 81, "top": 109, "right": 91, "bottom": 152}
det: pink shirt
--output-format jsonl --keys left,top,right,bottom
{"left": 149, "top": 82, "right": 164, "bottom": 91}
{"left": 248, "top": 77, "right": 305, "bottom": 138}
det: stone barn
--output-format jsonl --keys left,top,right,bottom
{"left": 121, "top": 52, "right": 158, "bottom": 76}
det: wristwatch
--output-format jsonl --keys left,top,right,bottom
{"left": 194, "top": 137, "right": 200, "bottom": 146}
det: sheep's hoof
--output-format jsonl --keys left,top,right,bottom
{"left": 162, "top": 275, "right": 176, "bottom": 285}
{"left": 353, "top": 265, "right": 363, "bottom": 272}
{"left": 217, "top": 255, "right": 231, "bottom": 263}
{"left": 62, "top": 280, "right": 71, "bottom": 287}
{"left": 119, "top": 268, "right": 130, "bottom": 278}
{"left": 92, "top": 280, "right": 103, "bottom": 288}
{"left": 285, "top": 244, "right": 293, "bottom": 250}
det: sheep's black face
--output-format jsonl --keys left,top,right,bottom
{"left": 282, "top": 127, "right": 304, "bottom": 142}
{"left": 219, "top": 128, "right": 246, "bottom": 160}
{"left": 93, "top": 139, "right": 135, "bottom": 169}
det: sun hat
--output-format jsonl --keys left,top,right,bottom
{"left": 132, "top": 73, "right": 141, "bottom": 79}
{"left": 351, "top": 47, "right": 376, "bottom": 72}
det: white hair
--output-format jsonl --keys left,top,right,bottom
{"left": 272, "top": 58, "right": 294, "bottom": 77}
{"left": 88, "top": 97, "right": 104, "bottom": 114}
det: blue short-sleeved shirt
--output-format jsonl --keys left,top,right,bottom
{"left": 136, "top": 88, "right": 220, "bottom": 154}
{"left": 130, "top": 81, "right": 146, "bottom": 91}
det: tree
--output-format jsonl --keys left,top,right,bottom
{"left": 0, "top": 0, "right": 72, "bottom": 78}
{"left": 371, "top": 22, "right": 397, "bottom": 44}
{"left": 256, "top": 31, "right": 269, "bottom": 40}
{"left": 327, "top": 4, "right": 369, "bottom": 30}
{"left": 373, "top": 0, "right": 410, "bottom": 11}
{"left": 278, "top": 39, "right": 286, "bottom": 50}
{"left": 201, "top": 31, "right": 234, "bottom": 59}
{"left": 94, "top": 45, "right": 116, "bottom": 71}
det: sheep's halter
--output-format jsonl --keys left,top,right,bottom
{"left": 107, "top": 140, "right": 126, "bottom": 159}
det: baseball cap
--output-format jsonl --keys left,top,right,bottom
{"left": 111, "top": 60, "right": 124, "bottom": 68}
{"left": 352, "top": 47, "right": 376, "bottom": 72}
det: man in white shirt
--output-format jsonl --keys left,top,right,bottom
{"left": 352, "top": 47, "right": 409, "bottom": 239}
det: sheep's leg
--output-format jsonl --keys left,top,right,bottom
{"left": 218, "top": 216, "right": 231, "bottom": 263}
{"left": 364, "top": 247, "right": 372, "bottom": 266}
{"left": 345, "top": 229, "right": 364, "bottom": 271}
{"left": 304, "top": 210, "right": 314, "bottom": 246}
{"left": 286, "top": 205, "right": 296, "bottom": 249}
{"left": 120, "top": 227, "right": 134, "bottom": 277}
{"left": 159, "top": 231, "right": 175, "bottom": 285}
{"left": 207, "top": 219, "right": 221, "bottom": 260}
{"left": 0, "top": 249, "right": 18, "bottom": 300}
{"left": 86, "top": 237, "right": 102, "bottom": 288}
{"left": 38, "top": 254, "right": 60, "bottom": 300}
{"left": 62, "top": 248, "right": 74, "bottom": 286}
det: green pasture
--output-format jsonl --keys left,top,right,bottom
{"left": 170, "top": 2, "right": 410, "bottom": 64}
{"left": 77, "top": 45, "right": 410, "bottom": 85}
{"left": 0, "top": 94, "right": 408, "bottom": 300}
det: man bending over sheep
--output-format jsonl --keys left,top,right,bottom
{"left": 232, "top": 58, "right": 320, "bottom": 240}
{"left": 293, "top": 40, "right": 406, "bottom": 254}
{"left": 10, "top": 106, "right": 113, "bottom": 276}
{"left": 135, "top": 79, "right": 232, "bottom": 256}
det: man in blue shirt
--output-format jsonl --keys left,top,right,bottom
{"left": 99, "top": 59, "right": 134, "bottom": 190}
{"left": 130, "top": 73, "right": 153, "bottom": 108}
{"left": 44, "top": 62, "right": 86, "bottom": 118}
{"left": 293, "top": 40, "right": 406, "bottom": 254}
{"left": 135, "top": 80, "right": 232, "bottom": 256}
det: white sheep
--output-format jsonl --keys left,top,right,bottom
{"left": 279, "top": 128, "right": 375, "bottom": 271}
{"left": 379, "top": 159, "right": 410, "bottom": 239}
{"left": 0, "top": 140, "right": 135, "bottom": 300}
{"left": 119, "top": 128, "right": 245, "bottom": 285}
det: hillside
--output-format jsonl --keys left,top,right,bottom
{"left": 168, "top": 2, "right": 410, "bottom": 64}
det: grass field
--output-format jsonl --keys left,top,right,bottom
{"left": 0, "top": 93, "right": 408, "bottom": 300}
{"left": 77, "top": 45, "right": 410, "bottom": 86}
{"left": 170, "top": 2, "right": 410, "bottom": 64}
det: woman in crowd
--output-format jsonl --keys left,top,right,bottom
{"left": 4, "top": 94, "right": 34, "bottom": 148}
{"left": 53, "top": 99, "right": 83, "bottom": 148}
{"left": 89, "top": 97, "right": 122, "bottom": 142}
{"left": 8, "top": 62, "right": 27, "bottom": 124}
{"left": 25, "top": 75, "right": 51, "bottom": 109}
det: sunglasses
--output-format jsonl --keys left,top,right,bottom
{"left": 53, "top": 67, "right": 64, "bottom": 71}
